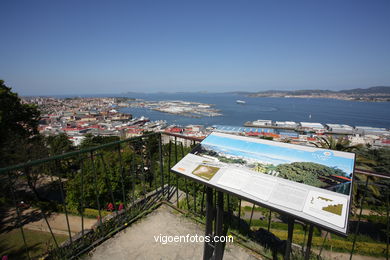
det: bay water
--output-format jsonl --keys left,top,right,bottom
{"left": 119, "top": 93, "right": 390, "bottom": 128}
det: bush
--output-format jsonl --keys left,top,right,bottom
{"left": 270, "top": 230, "right": 387, "bottom": 257}
{"left": 56, "top": 204, "right": 110, "bottom": 218}
{"left": 65, "top": 207, "right": 111, "bottom": 218}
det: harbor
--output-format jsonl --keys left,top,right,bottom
{"left": 244, "top": 119, "right": 390, "bottom": 136}
{"left": 126, "top": 99, "right": 222, "bottom": 118}
{"left": 22, "top": 96, "right": 390, "bottom": 148}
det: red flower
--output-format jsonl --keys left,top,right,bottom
{"left": 107, "top": 203, "right": 114, "bottom": 211}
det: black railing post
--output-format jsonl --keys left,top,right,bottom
{"left": 184, "top": 178, "right": 190, "bottom": 210}
{"left": 174, "top": 138, "right": 179, "bottom": 207}
{"left": 148, "top": 138, "right": 156, "bottom": 191}
{"left": 227, "top": 194, "right": 232, "bottom": 227}
{"left": 117, "top": 143, "right": 127, "bottom": 209}
{"left": 194, "top": 184, "right": 197, "bottom": 213}
{"left": 201, "top": 185, "right": 206, "bottom": 215}
{"left": 180, "top": 141, "right": 190, "bottom": 210}
{"left": 350, "top": 176, "right": 370, "bottom": 260}
{"left": 79, "top": 156, "right": 85, "bottom": 237}
{"left": 159, "top": 134, "right": 164, "bottom": 198}
{"left": 130, "top": 154, "right": 136, "bottom": 208}
{"left": 140, "top": 151, "right": 147, "bottom": 204}
{"left": 174, "top": 137, "right": 178, "bottom": 163}
{"left": 90, "top": 151, "right": 102, "bottom": 225}
{"left": 55, "top": 160, "right": 73, "bottom": 245}
{"left": 167, "top": 140, "right": 171, "bottom": 199}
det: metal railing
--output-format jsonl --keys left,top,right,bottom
{"left": 0, "top": 133, "right": 166, "bottom": 259}
{"left": 0, "top": 132, "right": 389, "bottom": 260}
{"left": 163, "top": 135, "right": 390, "bottom": 260}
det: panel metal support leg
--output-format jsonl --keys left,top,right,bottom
{"left": 304, "top": 224, "right": 314, "bottom": 260}
{"left": 203, "top": 187, "right": 214, "bottom": 260}
{"left": 284, "top": 217, "right": 295, "bottom": 260}
{"left": 214, "top": 191, "right": 225, "bottom": 260}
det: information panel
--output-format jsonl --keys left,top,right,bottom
{"left": 171, "top": 132, "right": 355, "bottom": 235}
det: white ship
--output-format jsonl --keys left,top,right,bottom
{"left": 236, "top": 100, "right": 246, "bottom": 104}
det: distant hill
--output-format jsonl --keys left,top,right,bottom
{"left": 247, "top": 86, "right": 390, "bottom": 95}
{"left": 245, "top": 86, "right": 390, "bottom": 102}
{"left": 339, "top": 86, "right": 390, "bottom": 94}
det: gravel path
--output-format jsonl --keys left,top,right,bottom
{"left": 84, "top": 204, "right": 261, "bottom": 260}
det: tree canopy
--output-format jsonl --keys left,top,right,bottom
{"left": 276, "top": 161, "right": 347, "bottom": 188}
{"left": 45, "top": 133, "right": 74, "bottom": 156}
{"left": 79, "top": 134, "right": 120, "bottom": 149}
{"left": 0, "top": 80, "right": 42, "bottom": 167}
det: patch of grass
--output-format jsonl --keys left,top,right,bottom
{"left": 0, "top": 229, "right": 68, "bottom": 259}
{"left": 65, "top": 207, "right": 111, "bottom": 219}
{"left": 242, "top": 206, "right": 266, "bottom": 212}
{"left": 270, "top": 229, "right": 387, "bottom": 257}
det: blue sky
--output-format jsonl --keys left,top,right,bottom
{"left": 202, "top": 134, "right": 355, "bottom": 175}
{"left": 1, "top": 0, "right": 389, "bottom": 95}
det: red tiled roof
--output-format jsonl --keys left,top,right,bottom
{"left": 334, "top": 175, "right": 352, "bottom": 181}
{"left": 166, "top": 127, "right": 183, "bottom": 133}
{"left": 246, "top": 132, "right": 262, "bottom": 136}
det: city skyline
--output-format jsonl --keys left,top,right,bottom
{"left": 1, "top": 0, "right": 390, "bottom": 95}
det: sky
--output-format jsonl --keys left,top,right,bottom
{"left": 0, "top": 0, "right": 389, "bottom": 95}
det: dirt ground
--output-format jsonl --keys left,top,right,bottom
{"left": 1, "top": 207, "right": 97, "bottom": 236}
{"left": 84, "top": 204, "right": 261, "bottom": 260}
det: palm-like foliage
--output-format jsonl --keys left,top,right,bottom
{"left": 313, "top": 136, "right": 382, "bottom": 210}
{"left": 312, "top": 136, "right": 360, "bottom": 152}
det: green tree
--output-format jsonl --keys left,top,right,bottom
{"left": 275, "top": 162, "right": 347, "bottom": 188}
{"left": 79, "top": 133, "right": 119, "bottom": 149}
{"left": 0, "top": 80, "right": 48, "bottom": 203}
{"left": 66, "top": 147, "right": 136, "bottom": 211}
{"left": 46, "top": 133, "right": 74, "bottom": 156}
{"left": 0, "top": 80, "right": 42, "bottom": 167}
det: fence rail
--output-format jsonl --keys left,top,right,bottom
{"left": 0, "top": 132, "right": 388, "bottom": 260}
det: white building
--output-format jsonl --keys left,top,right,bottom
{"left": 69, "top": 135, "right": 85, "bottom": 146}
{"left": 325, "top": 124, "right": 354, "bottom": 134}
{"left": 355, "top": 126, "right": 390, "bottom": 136}
{"left": 299, "top": 122, "right": 325, "bottom": 130}
{"left": 275, "top": 121, "right": 297, "bottom": 128}
{"left": 252, "top": 120, "right": 272, "bottom": 126}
